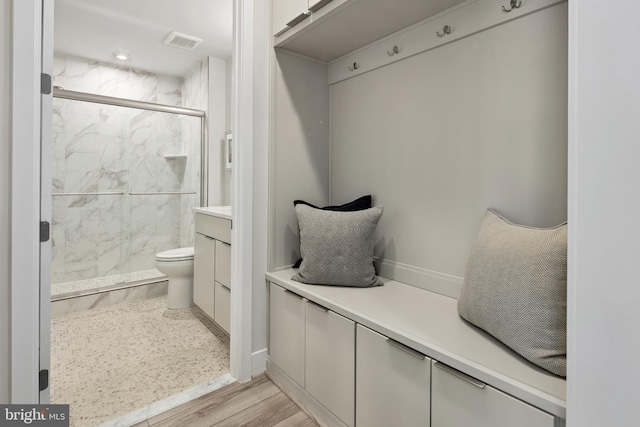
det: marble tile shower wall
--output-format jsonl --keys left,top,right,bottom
{"left": 51, "top": 56, "right": 202, "bottom": 284}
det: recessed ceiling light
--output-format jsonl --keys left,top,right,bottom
{"left": 113, "top": 52, "right": 130, "bottom": 61}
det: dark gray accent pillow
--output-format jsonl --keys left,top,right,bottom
{"left": 292, "top": 204, "right": 383, "bottom": 287}
{"left": 457, "top": 209, "right": 567, "bottom": 377}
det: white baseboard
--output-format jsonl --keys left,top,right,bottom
{"left": 251, "top": 348, "right": 267, "bottom": 376}
{"left": 266, "top": 359, "right": 348, "bottom": 427}
{"left": 375, "top": 258, "right": 463, "bottom": 299}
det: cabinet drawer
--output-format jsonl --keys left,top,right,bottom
{"left": 305, "top": 300, "right": 355, "bottom": 427}
{"left": 269, "top": 283, "right": 306, "bottom": 387}
{"left": 214, "top": 281, "right": 231, "bottom": 334}
{"left": 215, "top": 240, "right": 231, "bottom": 289}
{"left": 193, "top": 233, "right": 215, "bottom": 319}
{"left": 272, "top": 0, "right": 308, "bottom": 35}
{"left": 431, "top": 360, "right": 555, "bottom": 427}
{"left": 195, "top": 213, "right": 231, "bottom": 244}
{"left": 356, "top": 325, "right": 431, "bottom": 427}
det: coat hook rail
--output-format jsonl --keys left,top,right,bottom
{"left": 348, "top": 62, "right": 359, "bottom": 71}
{"left": 387, "top": 45, "right": 399, "bottom": 56}
{"left": 436, "top": 25, "right": 452, "bottom": 37}
{"left": 502, "top": 0, "right": 522, "bottom": 12}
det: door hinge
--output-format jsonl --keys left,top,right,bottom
{"left": 41, "top": 73, "right": 52, "bottom": 95}
{"left": 39, "top": 369, "right": 49, "bottom": 391}
{"left": 40, "top": 221, "right": 50, "bottom": 243}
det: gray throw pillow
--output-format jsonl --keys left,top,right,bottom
{"left": 292, "top": 204, "right": 383, "bottom": 287}
{"left": 457, "top": 209, "right": 567, "bottom": 377}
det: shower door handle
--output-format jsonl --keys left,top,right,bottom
{"left": 129, "top": 191, "right": 197, "bottom": 196}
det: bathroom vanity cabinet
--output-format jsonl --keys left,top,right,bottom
{"left": 193, "top": 208, "right": 232, "bottom": 334}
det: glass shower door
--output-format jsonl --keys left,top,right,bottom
{"left": 50, "top": 96, "right": 203, "bottom": 297}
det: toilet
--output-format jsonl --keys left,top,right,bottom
{"left": 155, "top": 247, "right": 195, "bottom": 309}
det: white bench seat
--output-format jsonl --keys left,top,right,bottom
{"left": 266, "top": 268, "right": 567, "bottom": 419}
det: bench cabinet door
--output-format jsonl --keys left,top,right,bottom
{"left": 305, "top": 300, "right": 355, "bottom": 427}
{"left": 431, "top": 360, "right": 555, "bottom": 427}
{"left": 269, "top": 283, "right": 306, "bottom": 387}
{"left": 356, "top": 325, "right": 431, "bottom": 427}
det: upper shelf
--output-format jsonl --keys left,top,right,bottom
{"left": 274, "top": 0, "right": 469, "bottom": 63}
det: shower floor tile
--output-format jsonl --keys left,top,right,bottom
{"left": 52, "top": 269, "right": 165, "bottom": 297}
{"left": 50, "top": 295, "right": 230, "bottom": 427}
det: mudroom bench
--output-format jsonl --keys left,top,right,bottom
{"left": 266, "top": 268, "right": 566, "bottom": 427}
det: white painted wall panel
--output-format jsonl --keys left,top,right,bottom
{"left": 0, "top": 0, "right": 11, "bottom": 404}
{"left": 208, "top": 56, "right": 228, "bottom": 207}
{"left": 331, "top": 5, "right": 567, "bottom": 284}
{"left": 251, "top": 0, "right": 270, "bottom": 364}
{"left": 567, "top": 2, "right": 640, "bottom": 426}
{"left": 273, "top": 51, "right": 330, "bottom": 268}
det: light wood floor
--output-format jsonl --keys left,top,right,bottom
{"left": 132, "top": 375, "right": 319, "bottom": 427}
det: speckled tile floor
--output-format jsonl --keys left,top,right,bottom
{"left": 50, "top": 295, "right": 230, "bottom": 427}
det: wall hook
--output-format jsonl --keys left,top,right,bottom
{"left": 387, "top": 46, "right": 399, "bottom": 56}
{"left": 348, "top": 62, "right": 359, "bottom": 71}
{"left": 502, "top": 0, "right": 522, "bottom": 12}
{"left": 436, "top": 25, "right": 452, "bottom": 37}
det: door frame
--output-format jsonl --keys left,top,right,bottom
{"left": 230, "top": 0, "right": 253, "bottom": 383}
{"left": 38, "top": 0, "right": 54, "bottom": 404}
{"left": 10, "top": 0, "right": 256, "bottom": 401}
{"left": 10, "top": 0, "right": 45, "bottom": 403}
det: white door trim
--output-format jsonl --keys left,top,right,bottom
{"left": 11, "top": 0, "right": 258, "bottom": 400}
{"left": 10, "top": 0, "right": 44, "bottom": 403}
{"left": 230, "top": 0, "right": 254, "bottom": 383}
{"left": 39, "top": 0, "right": 54, "bottom": 404}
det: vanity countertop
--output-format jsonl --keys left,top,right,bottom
{"left": 193, "top": 206, "right": 232, "bottom": 220}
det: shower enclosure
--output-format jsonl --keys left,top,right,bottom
{"left": 50, "top": 89, "right": 206, "bottom": 297}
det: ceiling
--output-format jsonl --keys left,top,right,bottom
{"left": 54, "top": 0, "right": 233, "bottom": 77}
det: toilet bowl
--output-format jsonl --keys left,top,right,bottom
{"left": 155, "top": 247, "right": 194, "bottom": 309}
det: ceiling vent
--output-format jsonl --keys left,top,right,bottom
{"left": 164, "top": 31, "right": 203, "bottom": 51}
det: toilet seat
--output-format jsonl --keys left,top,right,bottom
{"left": 156, "top": 247, "right": 194, "bottom": 262}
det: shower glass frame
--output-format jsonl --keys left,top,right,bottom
{"left": 51, "top": 88, "right": 207, "bottom": 299}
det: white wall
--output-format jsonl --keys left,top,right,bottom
{"left": 567, "top": 2, "right": 640, "bottom": 426}
{"left": 330, "top": 5, "right": 567, "bottom": 295}
{"left": 206, "top": 56, "right": 228, "bottom": 207}
{"left": 251, "top": 0, "right": 270, "bottom": 366}
{"left": 0, "top": 0, "right": 11, "bottom": 404}
{"left": 223, "top": 58, "right": 232, "bottom": 205}
{"left": 272, "top": 51, "right": 330, "bottom": 268}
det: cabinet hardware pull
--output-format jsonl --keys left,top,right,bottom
{"left": 284, "top": 289, "right": 304, "bottom": 299}
{"left": 386, "top": 338, "right": 426, "bottom": 360}
{"left": 387, "top": 45, "right": 399, "bottom": 56}
{"left": 286, "top": 12, "right": 311, "bottom": 28}
{"left": 348, "top": 62, "right": 359, "bottom": 71}
{"left": 436, "top": 25, "right": 452, "bottom": 37}
{"left": 502, "top": 0, "right": 522, "bottom": 12}
{"left": 274, "top": 27, "right": 290, "bottom": 37}
{"left": 434, "top": 361, "right": 486, "bottom": 389}
{"left": 309, "top": 0, "right": 333, "bottom": 13}
{"left": 307, "top": 301, "right": 329, "bottom": 313}
{"left": 221, "top": 284, "right": 231, "bottom": 292}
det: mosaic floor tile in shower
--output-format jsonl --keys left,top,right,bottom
{"left": 50, "top": 295, "right": 230, "bottom": 427}
{"left": 51, "top": 268, "right": 165, "bottom": 297}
